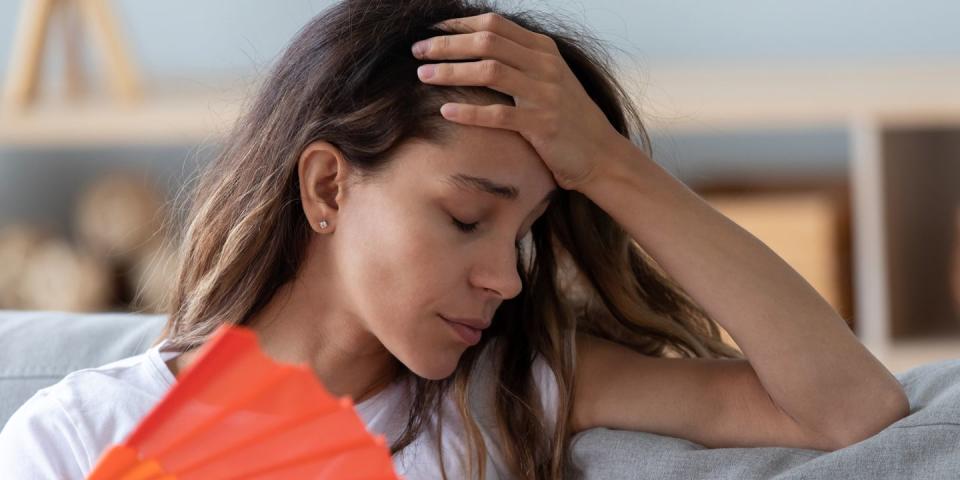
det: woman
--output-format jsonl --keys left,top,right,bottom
{"left": 0, "top": 0, "right": 909, "bottom": 478}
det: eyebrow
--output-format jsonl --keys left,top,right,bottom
{"left": 446, "top": 173, "right": 560, "bottom": 208}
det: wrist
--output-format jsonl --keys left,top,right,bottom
{"left": 575, "top": 135, "right": 648, "bottom": 195}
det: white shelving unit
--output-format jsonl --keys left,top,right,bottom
{"left": 0, "top": 77, "right": 254, "bottom": 147}
{"left": 630, "top": 59, "right": 960, "bottom": 373}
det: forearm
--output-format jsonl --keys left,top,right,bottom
{"left": 578, "top": 138, "right": 909, "bottom": 446}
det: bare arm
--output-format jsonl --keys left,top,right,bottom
{"left": 573, "top": 333, "right": 839, "bottom": 450}
{"left": 572, "top": 138, "right": 909, "bottom": 448}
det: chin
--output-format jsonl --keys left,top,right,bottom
{"left": 401, "top": 348, "right": 463, "bottom": 380}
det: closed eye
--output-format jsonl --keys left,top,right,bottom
{"left": 451, "top": 216, "right": 478, "bottom": 233}
{"left": 451, "top": 216, "right": 523, "bottom": 251}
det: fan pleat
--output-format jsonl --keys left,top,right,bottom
{"left": 86, "top": 325, "right": 401, "bottom": 480}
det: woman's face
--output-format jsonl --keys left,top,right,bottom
{"left": 312, "top": 123, "right": 558, "bottom": 380}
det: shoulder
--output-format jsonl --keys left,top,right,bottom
{"left": 0, "top": 387, "right": 87, "bottom": 478}
{"left": 470, "top": 339, "right": 563, "bottom": 431}
{"left": 473, "top": 338, "right": 560, "bottom": 388}
{"left": 0, "top": 349, "right": 171, "bottom": 477}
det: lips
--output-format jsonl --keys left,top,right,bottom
{"left": 440, "top": 315, "right": 490, "bottom": 331}
{"left": 440, "top": 314, "right": 487, "bottom": 346}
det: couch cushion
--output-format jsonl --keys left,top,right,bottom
{"left": 0, "top": 310, "right": 166, "bottom": 428}
{"left": 4, "top": 310, "right": 958, "bottom": 479}
{"left": 566, "top": 357, "right": 960, "bottom": 479}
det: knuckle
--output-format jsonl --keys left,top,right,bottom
{"left": 542, "top": 55, "right": 564, "bottom": 80}
{"left": 480, "top": 59, "right": 502, "bottom": 82}
{"left": 541, "top": 111, "right": 560, "bottom": 137}
{"left": 437, "top": 35, "right": 451, "bottom": 52}
{"left": 476, "top": 31, "right": 498, "bottom": 53}
{"left": 538, "top": 33, "right": 558, "bottom": 51}
{"left": 542, "top": 84, "right": 562, "bottom": 104}
{"left": 491, "top": 105, "right": 512, "bottom": 124}
{"left": 480, "top": 12, "right": 503, "bottom": 29}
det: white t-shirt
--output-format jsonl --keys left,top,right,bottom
{"left": 0, "top": 338, "right": 560, "bottom": 479}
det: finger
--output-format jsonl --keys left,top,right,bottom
{"left": 433, "top": 12, "right": 557, "bottom": 54}
{"left": 418, "top": 60, "right": 548, "bottom": 100}
{"left": 438, "top": 102, "right": 531, "bottom": 132}
{"left": 413, "top": 31, "right": 546, "bottom": 75}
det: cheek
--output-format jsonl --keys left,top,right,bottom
{"left": 366, "top": 210, "right": 438, "bottom": 300}
{"left": 338, "top": 202, "right": 468, "bottom": 377}
{"left": 340, "top": 200, "right": 448, "bottom": 332}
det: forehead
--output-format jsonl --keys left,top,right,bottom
{"left": 395, "top": 124, "right": 557, "bottom": 202}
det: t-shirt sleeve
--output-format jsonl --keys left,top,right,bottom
{"left": 0, "top": 389, "right": 89, "bottom": 479}
{"left": 531, "top": 353, "right": 562, "bottom": 437}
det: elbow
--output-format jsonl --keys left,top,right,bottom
{"left": 830, "top": 388, "right": 911, "bottom": 450}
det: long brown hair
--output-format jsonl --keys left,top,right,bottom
{"left": 155, "top": 1, "right": 744, "bottom": 478}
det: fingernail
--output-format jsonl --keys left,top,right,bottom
{"left": 411, "top": 40, "right": 428, "bottom": 57}
{"left": 440, "top": 103, "right": 458, "bottom": 117}
{"left": 417, "top": 64, "right": 435, "bottom": 79}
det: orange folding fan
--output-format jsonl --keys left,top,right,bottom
{"left": 86, "top": 324, "right": 400, "bottom": 480}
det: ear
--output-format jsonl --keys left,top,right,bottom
{"left": 298, "top": 141, "right": 352, "bottom": 234}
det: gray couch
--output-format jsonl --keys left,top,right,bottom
{"left": 1, "top": 310, "right": 958, "bottom": 478}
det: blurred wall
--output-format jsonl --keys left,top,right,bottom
{"left": 0, "top": 0, "right": 957, "bottom": 227}
{"left": 2, "top": 0, "right": 958, "bottom": 75}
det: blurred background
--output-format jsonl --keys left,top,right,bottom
{"left": 0, "top": 0, "right": 957, "bottom": 373}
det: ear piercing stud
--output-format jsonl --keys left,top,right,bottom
{"left": 318, "top": 220, "right": 328, "bottom": 229}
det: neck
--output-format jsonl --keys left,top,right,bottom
{"left": 247, "top": 274, "right": 398, "bottom": 404}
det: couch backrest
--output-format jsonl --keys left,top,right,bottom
{"left": 0, "top": 310, "right": 167, "bottom": 428}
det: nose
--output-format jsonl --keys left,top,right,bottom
{"left": 472, "top": 239, "right": 524, "bottom": 300}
